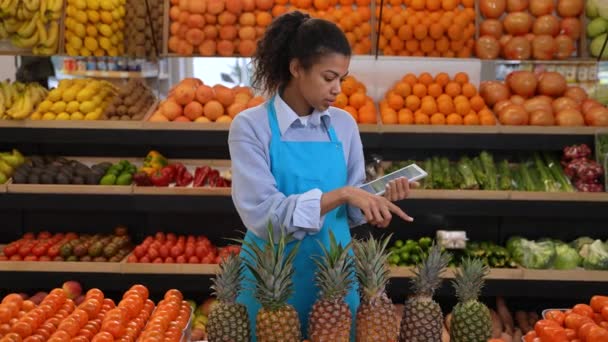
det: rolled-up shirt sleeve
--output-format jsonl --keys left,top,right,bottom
{"left": 229, "top": 115, "right": 324, "bottom": 241}
{"left": 346, "top": 122, "right": 367, "bottom": 227}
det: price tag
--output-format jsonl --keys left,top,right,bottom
{"left": 436, "top": 230, "right": 468, "bottom": 249}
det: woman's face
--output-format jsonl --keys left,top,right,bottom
{"left": 290, "top": 53, "right": 350, "bottom": 112}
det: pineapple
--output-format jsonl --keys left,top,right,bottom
{"left": 207, "top": 254, "right": 251, "bottom": 342}
{"left": 399, "top": 244, "right": 450, "bottom": 342}
{"left": 353, "top": 234, "right": 399, "bottom": 342}
{"left": 308, "top": 232, "right": 354, "bottom": 342}
{"left": 241, "top": 228, "right": 302, "bottom": 342}
{"left": 450, "top": 258, "right": 493, "bottom": 342}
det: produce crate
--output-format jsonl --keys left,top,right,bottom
{"left": 0, "top": 244, "right": 126, "bottom": 271}
{"left": 7, "top": 157, "right": 140, "bottom": 194}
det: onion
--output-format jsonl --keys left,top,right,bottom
{"left": 533, "top": 15, "right": 560, "bottom": 36}
{"left": 480, "top": 0, "right": 506, "bottom": 18}
{"left": 581, "top": 99, "right": 603, "bottom": 114}
{"left": 504, "top": 36, "right": 531, "bottom": 59}
{"left": 494, "top": 99, "right": 513, "bottom": 113}
{"left": 530, "top": 110, "right": 556, "bottom": 125}
{"left": 507, "top": 0, "right": 529, "bottom": 11}
{"left": 553, "top": 97, "right": 579, "bottom": 112}
{"left": 476, "top": 36, "right": 501, "bottom": 59}
{"left": 585, "top": 106, "right": 608, "bottom": 126}
{"left": 557, "top": 0, "right": 583, "bottom": 17}
{"left": 560, "top": 18, "right": 581, "bottom": 40}
{"left": 480, "top": 19, "right": 504, "bottom": 39}
{"left": 524, "top": 97, "right": 554, "bottom": 115}
{"left": 532, "top": 35, "right": 556, "bottom": 60}
{"left": 499, "top": 104, "right": 530, "bottom": 125}
{"left": 481, "top": 81, "right": 511, "bottom": 106}
{"left": 555, "top": 108, "right": 584, "bottom": 126}
{"left": 503, "top": 12, "right": 533, "bottom": 35}
{"left": 564, "top": 86, "right": 588, "bottom": 104}
{"left": 506, "top": 70, "right": 538, "bottom": 97}
{"left": 554, "top": 35, "right": 575, "bottom": 60}
{"left": 537, "top": 72, "right": 567, "bottom": 97}
{"left": 511, "top": 95, "right": 526, "bottom": 104}
{"left": 529, "top": 0, "right": 554, "bottom": 16}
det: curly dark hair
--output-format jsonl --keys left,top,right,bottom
{"left": 251, "top": 11, "right": 351, "bottom": 96}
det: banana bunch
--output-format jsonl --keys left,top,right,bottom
{"left": 0, "top": 80, "right": 48, "bottom": 120}
{"left": 0, "top": 0, "right": 62, "bottom": 53}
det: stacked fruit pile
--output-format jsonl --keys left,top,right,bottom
{"left": 32, "top": 79, "right": 117, "bottom": 121}
{"left": 0, "top": 227, "right": 132, "bottom": 262}
{"left": 380, "top": 72, "right": 495, "bottom": 125}
{"left": 99, "top": 160, "right": 137, "bottom": 186}
{"left": 0, "top": 80, "right": 49, "bottom": 120}
{"left": 64, "top": 0, "right": 126, "bottom": 57}
{"left": 586, "top": 0, "right": 608, "bottom": 58}
{"left": 0, "top": 0, "right": 62, "bottom": 54}
{"left": 0, "top": 149, "right": 25, "bottom": 185}
{"left": 377, "top": 0, "right": 475, "bottom": 57}
{"left": 332, "top": 75, "right": 376, "bottom": 124}
{"left": 149, "top": 77, "right": 264, "bottom": 123}
{"left": 124, "top": 0, "right": 163, "bottom": 58}
{"left": 476, "top": 0, "right": 582, "bottom": 59}
{"left": 10, "top": 156, "right": 113, "bottom": 185}
{"left": 481, "top": 70, "right": 608, "bottom": 126}
{"left": 127, "top": 232, "right": 241, "bottom": 264}
{"left": 188, "top": 298, "right": 216, "bottom": 341}
{"left": 103, "top": 79, "right": 156, "bottom": 121}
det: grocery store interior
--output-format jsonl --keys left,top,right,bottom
{"left": 1, "top": 0, "right": 608, "bottom": 340}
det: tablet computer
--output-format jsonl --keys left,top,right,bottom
{"left": 359, "top": 163, "right": 427, "bottom": 195}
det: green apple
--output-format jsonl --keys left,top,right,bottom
{"left": 590, "top": 33, "right": 608, "bottom": 57}
{"left": 588, "top": 0, "right": 599, "bottom": 18}
{"left": 588, "top": 17, "right": 608, "bottom": 37}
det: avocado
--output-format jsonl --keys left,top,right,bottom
{"left": 72, "top": 176, "right": 85, "bottom": 185}
{"left": 116, "top": 173, "right": 132, "bottom": 186}
{"left": 86, "top": 173, "right": 98, "bottom": 185}
{"left": 88, "top": 242, "right": 103, "bottom": 257}
{"left": 55, "top": 173, "right": 71, "bottom": 184}
{"left": 43, "top": 156, "right": 56, "bottom": 164}
{"left": 12, "top": 172, "right": 27, "bottom": 184}
{"left": 30, "top": 156, "right": 44, "bottom": 167}
{"left": 27, "top": 174, "right": 40, "bottom": 184}
{"left": 100, "top": 174, "right": 116, "bottom": 185}
{"left": 40, "top": 173, "right": 54, "bottom": 184}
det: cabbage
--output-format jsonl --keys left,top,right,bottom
{"left": 581, "top": 240, "right": 608, "bottom": 270}
{"left": 554, "top": 244, "right": 581, "bottom": 270}
{"left": 570, "top": 236, "right": 595, "bottom": 251}
{"left": 516, "top": 240, "right": 556, "bottom": 269}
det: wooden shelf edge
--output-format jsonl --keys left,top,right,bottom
{"left": 0, "top": 261, "right": 122, "bottom": 273}
{"left": 120, "top": 263, "right": 219, "bottom": 274}
{"left": 390, "top": 267, "right": 608, "bottom": 281}
{"left": 132, "top": 187, "right": 231, "bottom": 196}
{"left": 140, "top": 122, "right": 231, "bottom": 131}
{"left": 7, "top": 184, "right": 133, "bottom": 195}
{"left": 509, "top": 191, "right": 608, "bottom": 202}
{"left": 409, "top": 189, "right": 511, "bottom": 200}
{"left": 23, "top": 120, "right": 144, "bottom": 129}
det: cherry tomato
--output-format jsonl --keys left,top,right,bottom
{"left": 188, "top": 256, "right": 200, "bottom": 264}
{"left": 565, "top": 313, "right": 592, "bottom": 331}
{"left": 152, "top": 256, "right": 163, "bottom": 264}
{"left": 573, "top": 304, "right": 595, "bottom": 319}
{"left": 101, "top": 319, "right": 125, "bottom": 338}
{"left": 139, "top": 256, "right": 151, "bottom": 263}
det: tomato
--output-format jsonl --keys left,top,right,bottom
{"left": 588, "top": 326, "right": 608, "bottom": 342}
{"left": 18, "top": 245, "right": 33, "bottom": 258}
{"left": 101, "top": 319, "right": 125, "bottom": 338}
{"left": 3, "top": 332, "right": 24, "bottom": 342}
{"left": 70, "top": 335, "right": 89, "bottom": 342}
{"left": 71, "top": 308, "right": 89, "bottom": 327}
{"left": 58, "top": 317, "right": 81, "bottom": 337}
{"left": 138, "top": 256, "right": 150, "bottom": 263}
{"left": 126, "top": 255, "right": 137, "bottom": 263}
{"left": 38, "top": 256, "right": 51, "bottom": 262}
{"left": 201, "top": 255, "right": 213, "bottom": 264}
{"left": 12, "top": 320, "right": 33, "bottom": 338}
{"left": 169, "top": 245, "right": 183, "bottom": 259}
{"left": 23, "top": 256, "right": 38, "bottom": 262}
{"left": 590, "top": 296, "right": 608, "bottom": 313}
{"left": 118, "top": 298, "right": 142, "bottom": 321}
{"left": 80, "top": 299, "right": 102, "bottom": 320}
{"left": 45, "top": 317, "right": 61, "bottom": 328}
{"left": 166, "top": 233, "right": 177, "bottom": 242}
{"left": 573, "top": 304, "right": 595, "bottom": 319}
{"left": 188, "top": 256, "right": 200, "bottom": 264}
{"left": 164, "top": 257, "right": 175, "bottom": 264}
{"left": 49, "top": 330, "right": 73, "bottom": 341}
{"left": 565, "top": 313, "right": 593, "bottom": 331}
{"left": 592, "top": 313, "right": 604, "bottom": 324}
{"left": 158, "top": 245, "right": 170, "bottom": 259}
{"left": 535, "top": 319, "right": 560, "bottom": 336}
{"left": 133, "top": 246, "right": 146, "bottom": 259}
{"left": 602, "top": 307, "right": 608, "bottom": 322}
{"left": 37, "top": 232, "right": 52, "bottom": 240}
{"left": 101, "top": 298, "right": 114, "bottom": 310}
{"left": 174, "top": 255, "right": 185, "bottom": 264}
{"left": 579, "top": 322, "right": 598, "bottom": 341}
{"left": 78, "top": 327, "right": 96, "bottom": 339}
{"left": 23, "top": 233, "right": 35, "bottom": 240}
{"left": 64, "top": 233, "right": 78, "bottom": 240}
{"left": 3, "top": 244, "right": 18, "bottom": 257}
{"left": 9, "top": 255, "right": 22, "bottom": 261}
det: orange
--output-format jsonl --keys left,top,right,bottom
{"left": 447, "top": 24, "right": 463, "bottom": 40}
{"left": 426, "top": 0, "right": 441, "bottom": 10}
{"left": 429, "top": 23, "right": 444, "bottom": 40}
{"left": 441, "top": 0, "right": 457, "bottom": 10}
{"left": 390, "top": 36, "right": 405, "bottom": 52}
{"left": 272, "top": 5, "right": 288, "bottom": 17}
{"left": 434, "top": 73, "right": 450, "bottom": 87}
{"left": 341, "top": 76, "right": 358, "bottom": 96}
{"left": 394, "top": 82, "right": 411, "bottom": 97}
{"left": 382, "top": 25, "right": 396, "bottom": 40}
{"left": 446, "top": 113, "right": 463, "bottom": 125}
{"left": 462, "top": 0, "right": 473, "bottom": 7}
{"left": 398, "top": 25, "right": 413, "bottom": 40}
{"left": 410, "top": 0, "right": 424, "bottom": 9}
{"left": 435, "top": 37, "right": 449, "bottom": 52}
{"left": 480, "top": 112, "right": 497, "bottom": 125}
{"left": 204, "top": 100, "right": 225, "bottom": 120}
{"left": 398, "top": 108, "right": 414, "bottom": 124}
{"left": 405, "top": 40, "right": 419, "bottom": 53}
{"left": 343, "top": 105, "right": 358, "bottom": 121}
{"left": 445, "top": 82, "right": 461, "bottom": 97}
{"left": 359, "top": 107, "right": 377, "bottom": 124}
{"left": 437, "top": 94, "right": 451, "bottom": 103}
{"left": 239, "top": 12, "right": 255, "bottom": 26}
{"left": 386, "top": 92, "right": 404, "bottom": 110}
{"left": 421, "top": 100, "right": 437, "bottom": 115}
{"left": 430, "top": 113, "right": 445, "bottom": 125}
{"left": 412, "top": 83, "right": 427, "bottom": 98}
{"left": 256, "top": 12, "right": 272, "bottom": 27}
{"left": 453, "top": 95, "right": 468, "bottom": 104}
{"left": 357, "top": 7, "right": 371, "bottom": 21}
{"left": 381, "top": 107, "right": 398, "bottom": 124}
{"left": 414, "top": 112, "right": 430, "bottom": 124}
{"left": 413, "top": 25, "right": 428, "bottom": 40}
{"left": 454, "top": 72, "right": 469, "bottom": 85}
{"left": 455, "top": 100, "right": 471, "bottom": 116}
{"left": 420, "top": 38, "right": 435, "bottom": 53}
{"left": 349, "top": 92, "right": 367, "bottom": 109}
{"left": 402, "top": 73, "right": 418, "bottom": 86}
{"left": 478, "top": 107, "right": 493, "bottom": 117}
{"left": 462, "top": 83, "right": 477, "bottom": 98}
{"left": 405, "top": 95, "right": 421, "bottom": 111}
{"left": 356, "top": 82, "right": 367, "bottom": 94}
{"left": 418, "top": 73, "right": 433, "bottom": 86}
{"left": 334, "top": 93, "right": 348, "bottom": 108}
{"left": 443, "top": 50, "right": 456, "bottom": 58}
{"left": 378, "top": 36, "right": 388, "bottom": 50}
{"left": 390, "top": 14, "right": 405, "bottom": 29}
{"left": 470, "top": 95, "right": 485, "bottom": 112}
{"left": 438, "top": 99, "right": 454, "bottom": 115}
{"left": 463, "top": 113, "right": 480, "bottom": 125}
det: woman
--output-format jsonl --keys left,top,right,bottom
{"left": 228, "top": 10, "right": 414, "bottom": 339}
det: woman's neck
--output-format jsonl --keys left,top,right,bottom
{"left": 280, "top": 82, "right": 313, "bottom": 117}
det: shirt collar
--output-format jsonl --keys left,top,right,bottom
{"left": 274, "top": 95, "right": 331, "bottom": 135}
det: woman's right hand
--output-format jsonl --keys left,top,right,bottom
{"left": 344, "top": 186, "right": 413, "bottom": 228}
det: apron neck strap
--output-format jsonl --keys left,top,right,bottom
{"left": 267, "top": 95, "right": 339, "bottom": 143}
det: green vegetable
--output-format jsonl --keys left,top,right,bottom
{"left": 432, "top": 157, "right": 444, "bottom": 189}
{"left": 471, "top": 156, "right": 487, "bottom": 189}
{"left": 440, "top": 157, "right": 454, "bottom": 189}
{"left": 534, "top": 153, "right": 558, "bottom": 192}
{"left": 418, "top": 237, "right": 432, "bottom": 249}
{"left": 116, "top": 173, "right": 133, "bottom": 186}
{"left": 554, "top": 244, "right": 581, "bottom": 270}
{"left": 480, "top": 151, "right": 498, "bottom": 190}
{"left": 580, "top": 240, "right": 608, "bottom": 270}
{"left": 450, "top": 162, "right": 463, "bottom": 188}
{"left": 457, "top": 157, "right": 479, "bottom": 189}
{"left": 513, "top": 239, "right": 556, "bottom": 269}
{"left": 423, "top": 159, "right": 433, "bottom": 189}
{"left": 519, "top": 163, "right": 537, "bottom": 191}
{"left": 498, "top": 160, "right": 512, "bottom": 191}
{"left": 543, "top": 152, "right": 574, "bottom": 192}
{"left": 570, "top": 237, "right": 595, "bottom": 251}
{"left": 100, "top": 174, "right": 117, "bottom": 185}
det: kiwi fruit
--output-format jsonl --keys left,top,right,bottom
{"left": 110, "top": 116, "right": 120, "bottom": 121}
{"left": 117, "top": 105, "right": 128, "bottom": 116}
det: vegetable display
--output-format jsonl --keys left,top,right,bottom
{"left": 562, "top": 144, "right": 605, "bottom": 192}
{"left": 508, "top": 236, "right": 608, "bottom": 270}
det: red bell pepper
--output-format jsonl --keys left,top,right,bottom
{"left": 193, "top": 166, "right": 211, "bottom": 187}
{"left": 150, "top": 167, "right": 173, "bottom": 187}
{"left": 174, "top": 163, "right": 194, "bottom": 187}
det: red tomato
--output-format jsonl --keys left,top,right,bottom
{"left": 579, "top": 322, "right": 598, "bottom": 341}
{"left": 126, "top": 255, "right": 138, "bottom": 263}
{"left": 590, "top": 296, "right": 608, "bottom": 313}
{"left": 159, "top": 245, "right": 170, "bottom": 259}
{"left": 133, "top": 246, "right": 146, "bottom": 259}
{"left": 85, "top": 289, "right": 105, "bottom": 303}
{"left": 18, "top": 244, "right": 33, "bottom": 257}
{"left": 9, "top": 255, "right": 22, "bottom": 261}
{"left": 152, "top": 257, "right": 163, "bottom": 263}
{"left": 31, "top": 245, "right": 47, "bottom": 257}
{"left": 195, "top": 245, "right": 208, "bottom": 259}
{"left": 166, "top": 233, "right": 177, "bottom": 242}
{"left": 201, "top": 255, "right": 213, "bottom": 264}
{"left": 39, "top": 256, "right": 52, "bottom": 262}
{"left": 573, "top": 304, "right": 595, "bottom": 319}
{"left": 23, "top": 233, "right": 35, "bottom": 240}
{"left": 3, "top": 244, "right": 18, "bottom": 257}
{"left": 0, "top": 256, "right": 7, "bottom": 261}
{"left": 154, "top": 232, "right": 165, "bottom": 242}
{"left": 37, "top": 232, "right": 52, "bottom": 240}
{"left": 47, "top": 245, "right": 60, "bottom": 258}
{"left": 593, "top": 313, "right": 604, "bottom": 324}
{"left": 536, "top": 320, "right": 560, "bottom": 336}
{"left": 91, "top": 331, "right": 114, "bottom": 342}
{"left": 565, "top": 313, "right": 593, "bottom": 331}
{"left": 165, "top": 257, "right": 175, "bottom": 264}
{"left": 170, "top": 245, "right": 183, "bottom": 258}
{"left": 147, "top": 248, "right": 159, "bottom": 260}
{"left": 175, "top": 255, "right": 187, "bottom": 264}
{"left": 12, "top": 320, "right": 33, "bottom": 338}
{"left": 565, "top": 328, "right": 576, "bottom": 339}
{"left": 139, "top": 256, "right": 151, "bottom": 263}
{"left": 184, "top": 245, "right": 195, "bottom": 258}
{"left": 24, "top": 256, "right": 38, "bottom": 262}
{"left": 188, "top": 256, "right": 199, "bottom": 264}
{"left": 602, "top": 307, "right": 608, "bottom": 322}
{"left": 101, "top": 319, "right": 125, "bottom": 338}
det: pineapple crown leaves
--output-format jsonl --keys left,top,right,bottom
{"left": 352, "top": 233, "right": 392, "bottom": 302}
{"left": 240, "top": 223, "right": 301, "bottom": 311}
{"left": 210, "top": 254, "right": 244, "bottom": 303}
{"left": 410, "top": 243, "right": 451, "bottom": 297}
{"left": 452, "top": 257, "right": 489, "bottom": 303}
{"left": 312, "top": 231, "right": 354, "bottom": 301}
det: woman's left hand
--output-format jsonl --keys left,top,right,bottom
{"left": 383, "top": 177, "right": 417, "bottom": 202}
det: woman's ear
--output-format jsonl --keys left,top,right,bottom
{"left": 289, "top": 58, "right": 301, "bottom": 79}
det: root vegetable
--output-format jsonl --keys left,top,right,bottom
{"left": 528, "top": 311, "right": 540, "bottom": 329}
{"left": 491, "top": 310, "right": 504, "bottom": 337}
{"left": 500, "top": 332, "right": 513, "bottom": 342}
{"left": 516, "top": 311, "right": 531, "bottom": 333}
{"left": 513, "top": 328, "right": 523, "bottom": 341}
{"left": 497, "top": 297, "right": 515, "bottom": 333}
{"left": 442, "top": 324, "right": 450, "bottom": 342}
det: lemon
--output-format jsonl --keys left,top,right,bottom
{"left": 73, "top": 23, "right": 86, "bottom": 38}
{"left": 56, "top": 112, "right": 71, "bottom": 121}
{"left": 111, "top": 9, "right": 120, "bottom": 20}
{"left": 29, "top": 112, "right": 42, "bottom": 120}
{"left": 115, "top": 31, "right": 123, "bottom": 41}
{"left": 111, "top": 0, "right": 118, "bottom": 6}
{"left": 117, "top": 6, "right": 124, "bottom": 17}
{"left": 86, "top": 24, "right": 97, "bottom": 37}
{"left": 84, "top": 111, "right": 101, "bottom": 120}
{"left": 69, "top": 35, "right": 83, "bottom": 50}
{"left": 37, "top": 100, "right": 53, "bottom": 113}
{"left": 94, "top": 48, "right": 105, "bottom": 57}
{"left": 74, "top": 0, "right": 87, "bottom": 10}
{"left": 86, "top": 0, "right": 99, "bottom": 10}
{"left": 65, "top": 44, "right": 78, "bottom": 56}
{"left": 50, "top": 101, "right": 67, "bottom": 114}
{"left": 97, "top": 23, "right": 112, "bottom": 37}
{"left": 107, "top": 47, "right": 118, "bottom": 56}
{"left": 79, "top": 101, "right": 96, "bottom": 114}
{"left": 84, "top": 36, "right": 98, "bottom": 52}
{"left": 65, "top": 5, "right": 76, "bottom": 17}
{"left": 99, "top": 36, "right": 111, "bottom": 50}
{"left": 76, "top": 88, "right": 94, "bottom": 102}
{"left": 109, "top": 34, "right": 118, "bottom": 46}
{"left": 47, "top": 89, "right": 62, "bottom": 102}
{"left": 110, "top": 22, "right": 118, "bottom": 32}
{"left": 42, "top": 112, "right": 57, "bottom": 120}
{"left": 71, "top": 112, "right": 85, "bottom": 120}
{"left": 80, "top": 47, "right": 92, "bottom": 57}
{"left": 74, "top": 10, "right": 88, "bottom": 23}
{"left": 65, "top": 17, "right": 75, "bottom": 30}
{"left": 66, "top": 101, "right": 80, "bottom": 113}
{"left": 99, "top": 0, "right": 113, "bottom": 10}
{"left": 99, "top": 11, "right": 112, "bottom": 24}
{"left": 117, "top": 20, "right": 124, "bottom": 30}
{"left": 86, "top": 10, "right": 99, "bottom": 23}
{"left": 58, "top": 80, "right": 73, "bottom": 88}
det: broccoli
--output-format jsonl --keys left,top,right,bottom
{"left": 515, "top": 239, "right": 556, "bottom": 269}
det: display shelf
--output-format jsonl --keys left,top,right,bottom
{"left": 7, "top": 183, "right": 133, "bottom": 195}
{"left": 62, "top": 70, "right": 164, "bottom": 79}
{"left": 0, "top": 260, "right": 121, "bottom": 273}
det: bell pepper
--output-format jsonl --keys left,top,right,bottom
{"left": 150, "top": 168, "right": 173, "bottom": 187}
{"left": 133, "top": 172, "right": 153, "bottom": 186}
{"left": 193, "top": 166, "right": 211, "bottom": 187}
{"left": 139, "top": 166, "right": 157, "bottom": 176}
{"left": 174, "top": 163, "right": 193, "bottom": 187}
{"left": 143, "top": 150, "right": 168, "bottom": 170}
{"left": 207, "top": 170, "right": 220, "bottom": 187}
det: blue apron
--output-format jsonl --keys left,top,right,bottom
{"left": 236, "top": 97, "right": 360, "bottom": 341}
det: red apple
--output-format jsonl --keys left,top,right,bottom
{"left": 74, "top": 295, "right": 85, "bottom": 306}
{"left": 30, "top": 292, "right": 48, "bottom": 305}
{"left": 62, "top": 280, "right": 83, "bottom": 299}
